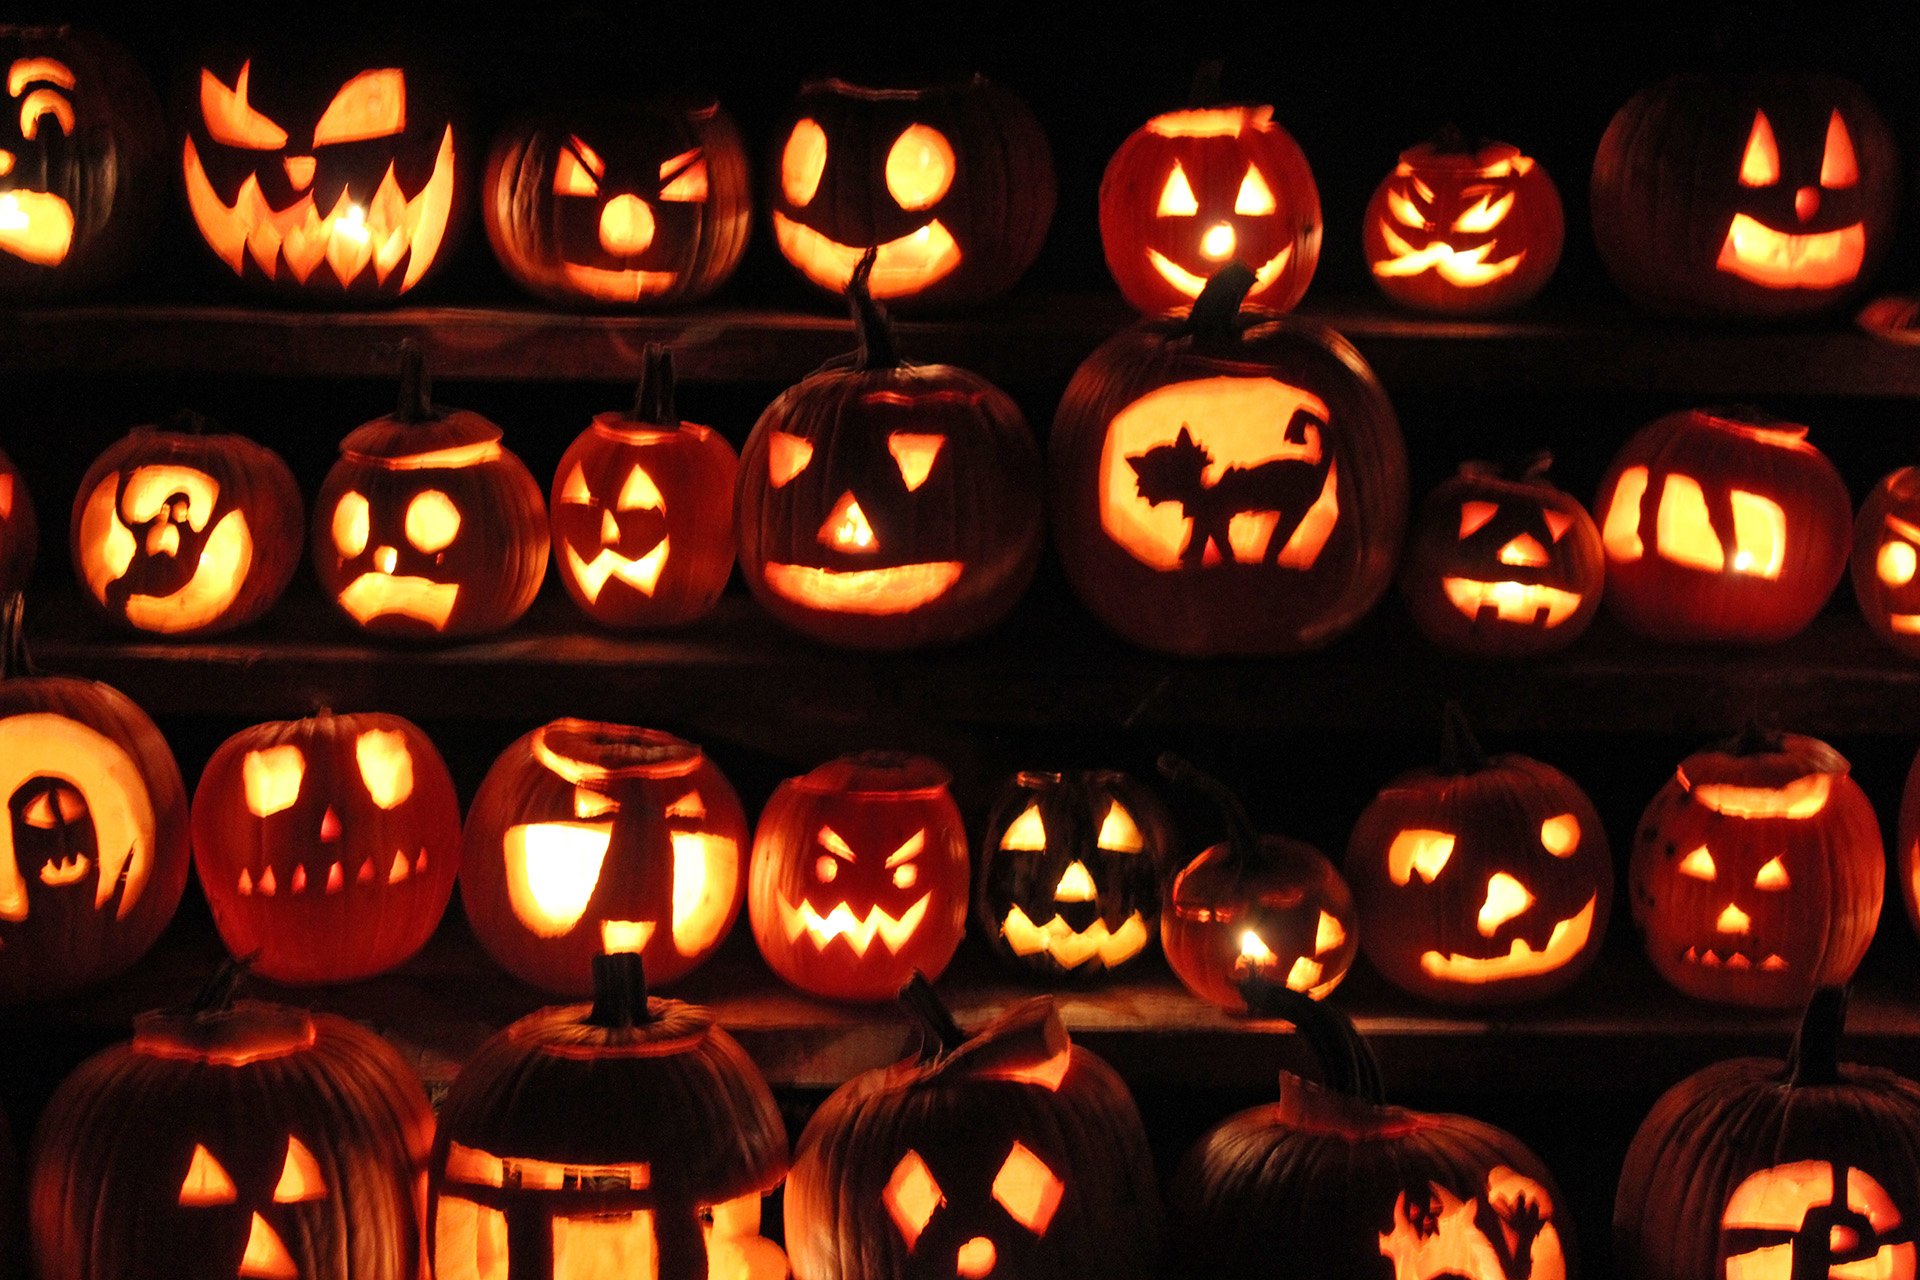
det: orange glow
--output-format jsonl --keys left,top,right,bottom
{"left": 598, "top": 195, "right": 655, "bottom": 256}
{"left": 670, "top": 830, "right": 738, "bottom": 952}
{"left": 313, "top": 69, "right": 405, "bottom": 147}
{"left": 337, "top": 571, "right": 459, "bottom": 629}
{"left": 601, "top": 919, "right": 654, "bottom": 953}
{"left": 884, "top": 124, "right": 955, "bottom": 210}
{"left": 1609, "top": 473, "right": 1789, "bottom": 577}
{"left": 1157, "top": 163, "right": 1198, "bottom": 217}
{"left": 1098, "top": 802, "right": 1144, "bottom": 852}
{"left": 1459, "top": 501, "right": 1499, "bottom": 537}
{"left": 274, "top": 1137, "right": 326, "bottom": 1202}
{"left": 1417, "top": 900, "right": 1600, "bottom": 984}
{"left": 659, "top": 149, "right": 709, "bottom": 202}
{"left": 1540, "top": 813, "right": 1580, "bottom": 855}
{"left": 1823, "top": 111, "right": 1859, "bottom": 188}
{"left": 957, "top": 1238, "right": 997, "bottom": 1278}
{"left": 1144, "top": 105, "right": 1276, "bottom": 138}
{"left": 363, "top": 441, "right": 503, "bottom": 470}
{"left": 0, "top": 188, "right": 74, "bottom": 265}
{"left": 1146, "top": 243, "right": 1292, "bottom": 299}
{"left": 884, "top": 1151, "right": 943, "bottom": 1250}
{"left": 772, "top": 211, "right": 961, "bottom": 298}
{"left": 781, "top": 118, "right": 827, "bottom": 207}
{"left": 1316, "top": 909, "right": 1346, "bottom": 954}
{"left": 8, "top": 57, "right": 73, "bottom": 94}
{"left": 1740, "top": 111, "right": 1781, "bottom": 186}
{"left": 243, "top": 745, "right": 305, "bottom": 816}
{"left": 332, "top": 491, "right": 370, "bottom": 557}
{"left": 76, "top": 467, "right": 255, "bottom": 634}
{"left": 200, "top": 64, "right": 287, "bottom": 149}
{"left": 1477, "top": 873, "right": 1534, "bottom": 936}
{"left": 179, "top": 1144, "right": 238, "bottom": 1205}
{"left": 552, "top": 1210, "right": 657, "bottom": 1280}
{"left": 999, "top": 905, "right": 1148, "bottom": 969}
{"left": 355, "top": 729, "right": 415, "bottom": 808}
{"left": 1601, "top": 465, "right": 1648, "bottom": 560}
{"left": 1386, "top": 829, "right": 1455, "bottom": 885}
{"left": 768, "top": 432, "right": 813, "bottom": 487}
{"left": 1717, "top": 214, "right": 1865, "bottom": 289}
{"left": 0, "top": 712, "right": 155, "bottom": 922}
{"left": 240, "top": 1213, "right": 299, "bottom": 1280}
{"left": 777, "top": 890, "right": 929, "bottom": 957}
{"left": 1755, "top": 856, "right": 1791, "bottom": 889}
{"left": 1718, "top": 903, "right": 1752, "bottom": 935}
{"left": 1199, "top": 221, "right": 1236, "bottom": 260}
{"left": 1722, "top": 1161, "right": 1915, "bottom": 1280}
{"left": 886, "top": 432, "right": 945, "bottom": 491}
{"left": 504, "top": 820, "right": 612, "bottom": 935}
{"left": 403, "top": 488, "right": 460, "bottom": 552}
{"left": 1235, "top": 165, "right": 1277, "bottom": 216}
{"left": 555, "top": 138, "right": 602, "bottom": 195}
{"left": 1440, "top": 577, "right": 1583, "bottom": 627}
{"left": 1498, "top": 533, "right": 1551, "bottom": 567}
{"left": 991, "top": 1142, "right": 1063, "bottom": 1235}
{"left": 761, "top": 560, "right": 964, "bottom": 615}
{"left": 1052, "top": 860, "right": 1097, "bottom": 902}
{"left": 998, "top": 804, "right": 1045, "bottom": 851}
{"left": 1682, "top": 769, "right": 1832, "bottom": 818}
{"left": 1679, "top": 847, "right": 1717, "bottom": 880}
{"left": 819, "top": 492, "right": 877, "bottom": 551}
{"left": 1372, "top": 219, "right": 1525, "bottom": 287}
{"left": 1379, "top": 1173, "right": 1565, "bottom": 1280}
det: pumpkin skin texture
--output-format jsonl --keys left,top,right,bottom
{"left": 771, "top": 75, "right": 1054, "bottom": 311}
{"left": 70, "top": 416, "right": 302, "bottom": 638}
{"left": 461, "top": 720, "right": 749, "bottom": 996}
{"left": 1594, "top": 407, "right": 1850, "bottom": 645}
{"left": 0, "top": 447, "right": 36, "bottom": 596}
{"left": 1051, "top": 264, "right": 1408, "bottom": 656}
{"left": 1890, "top": 745, "right": 1920, "bottom": 947}
{"left": 0, "top": 26, "right": 165, "bottom": 300}
{"left": 1592, "top": 74, "right": 1900, "bottom": 320}
{"left": 787, "top": 982, "right": 1161, "bottom": 1280}
{"left": 747, "top": 752, "right": 969, "bottom": 1002}
{"left": 30, "top": 982, "right": 433, "bottom": 1280}
{"left": 1099, "top": 103, "right": 1320, "bottom": 316}
{"left": 1631, "top": 730, "right": 1882, "bottom": 1008}
{"left": 1850, "top": 466, "right": 1920, "bottom": 658}
{"left": 1616, "top": 988, "right": 1920, "bottom": 1280}
{"left": 736, "top": 261, "right": 1043, "bottom": 650}
{"left": 0, "top": 597, "right": 190, "bottom": 1004}
{"left": 485, "top": 97, "right": 750, "bottom": 309}
{"left": 429, "top": 954, "right": 789, "bottom": 1280}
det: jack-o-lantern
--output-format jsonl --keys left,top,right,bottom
{"left": 1402, "top": 454, "right": 1603, "bottom": 658}
{"left": 974, "top": 769, "right": 1174, "bottom": 980}
{"left": 1347, "top": 707, "right": 1611, "bottom": 1006}
{"left": 771, "top": 75, "right": 1054, "bottom": 310}
{"left": 313, "top": 344, "right": 548, "bottom": 640}
{"left": 736, "top": 255, "right": 1043, "bottom": 650}
{"left": 461, "top": 719, "right": 749, "bottom": 996}
{"left": 1888, "top": 745, "right": 1920, "bottom": 949}
{"left": 747, "top": 752, "right": 969, "bottom": 1002}
{"left": 0, "top": 26, "right": 164, "bottom": 300}
{"left": 486, "top": 97, "right": 749, "bottom": 308}
{"left": 1618, "top": 987, "right": 1920, "bottom": 1280}
{"left": 1595, "top": 407, "right": 1850, "bottom": 645}
{"left": 788, "top": 977, "right": 1161, "bottom": 1280}
{"left": 430, "top": 953, "right": 789, "bottom": 1280}
{"left": 0, "top": 594, "right": 190, "bottom": 1004}
{"left": 70, "top": 416, "right": 302, "bottom": 638}
{"left": 191, "top": 709, "right": 461, "bottom": 984}
{"left": 1099, "top": 102, "right": 1320, "bottom": 315}
{"left": 1363, "top": 132, "right": 1563, "bottom": 316}
{"left": 1052, "top": 263, "right": 1408, "bottom": 656}
{"left": 551, "top": 346, "right": 737, "bottom": 630}
{"left": 1850, "top": 467, "right": 1920, "bottom": 658}
{"left": 1157, "top": 754, "right": 1357, "bottom": 1012}
{"left": 1632, "top": 729, "right": 1882, "bottom": 1008}
{"left": 0, "top": 446, "right": 36, "bottom": 595}
{"left": 30, "top": 968, "right": 433, "bottom": 1280}
{"left": 180, "top": 45, "right": 462, "bottom": 300}
{"left": 1592, "top": 74, "right": 1900, "bottom": 320}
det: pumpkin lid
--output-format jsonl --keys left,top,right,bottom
{"left": 1396, "top": 129, "right": 1534, "bottom": 176}
{"left": 790, "top": 750, "right": 952, "bottom": 799}
{"left": 1675, "top": 727, "right": 1851, "bottom": 810}
{"left": 532, "top": 720, "right": 707, "bottom": 783}
{"left": 1242, "top": 977, "right": 1426, "bottom": 1138}
{"left": 339, "top": 341, "right": 504, "bottom": 465}
{"left": 131, "top": 963, "right": 317, "bottom": 1066}
{"left": 897, "top": 974, "right": 1074, "bottom": 1090}
{"left": 1676, "top": 405, "right": 1813, "bottom": 449}
{"left": 507, "top": 952, "right": 716, "bottom": 1059}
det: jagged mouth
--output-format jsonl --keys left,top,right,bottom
{"left": 772, "top": 212, "right": 961, "bottom": 298}
{"left": 38, "top": 855, "right": 91, "bottom": 887}
{"left": 999, "top": 905, "right": 1148, "bottom": 969}
{"left": 565, "top": 538, "right": 669, "bottom": 601}
{"left": 1419, "top": 897, "right": 1597, "bottom": 983}
{"left": 1441, "top": 578, "right": 1584, "bottom": 628}
{"left": 0, "top": 188, "right": 73, "bottom": 266}
{"left": 1372, "top": 224, "right": 1524, "bottom": 287}
{"left": 1147, "top": 245, "right": 1292, "bottom": 299}
{"left": 1886, "top": 612, "right": 1920, "bottom": 635}
{"left": 778, "top": 892, "right": 929, "bottom": 957}
{"left": 337, "top": 573, "right": 459, "bottom": 629}
{"left": 236, "top": 849, "right": 428, "bottom": 898}
{"left": 762, "top": 561, "right": 962, "bottom": 615}
{"left": 1716, "top": 215, "right": 1864, "bottom": 289}
{"left": 1682, "top": 944, "right": 1788, "bottom": 972}
{"left": 560, "top": 263, "right": 681, "bottom": 301}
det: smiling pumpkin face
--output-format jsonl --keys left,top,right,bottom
{"left": 1851, "top": 467, "right": 1920, "bottom": 658}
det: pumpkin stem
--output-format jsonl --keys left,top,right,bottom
{"left": 1186, "top": 59, "right": 1225, "bottom": 107}
{"left": 0, "top": 593, "right": 32, "bottom": 680}
{"left": 631, "top": 343, "right": 677, "bottom": 424}
{"left": 1728, "top": 718, "right": 1784, "bottom": 757}
{"left": 1241, "top": 977, "right": 1386, "bottom": 1105}
{"left": 1786, "top": 986, "right": 1848, "bottom": 1088}
{"left": 847, "top": 248, "right": 900, "bottom": 371}
{"left": 185, "top": 955, "right": 253, "bottom": 1018}
{"left": 899, "top": 970, "right": 967, "bottom": 1059}
{"left": 586, "top": 952, "right": 654, "bottom": 1030}
{"left": 1157, "top": 752, "right": 1261, "bottom": 875}
{"left": 1439, "top": 702, "right": 1491, "bottom": 774}
{"left": 1517, "top": 449, "right": 1555, "bottom": 482}
{"left": 394, "top": 339, "right": 438, "bottom": 423}
{"left": 1182, "top": 263, "right": 1258, "bottom": 337}
{"left": 161, "top": 410, "right": 219, "bottom": 436}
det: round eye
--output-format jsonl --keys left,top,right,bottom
{"left": 893, "top": 864, "right": 918, "bottom": 890}
{"left": 404, "top": 490, "right": 460, "bottom": 553}
{"left": 782, "top": 118, "right": 827, "bottom": 207}
{"left": 331, "top": 492, "right": 370, "bottom": 557}
{"left": 885, "top": 125, "right": 954, "bottom": 211}
{"left": 1879, "top": 541, "right": 1916, "bottom": 587}
{"left": 814, "top": 856, "right": 838, "bottom": 883}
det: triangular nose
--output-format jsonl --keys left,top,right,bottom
{"left": 240, "top": 1212, "right": 298, "bottom": 1280}
{"left": 601, "top": 509, "right": 621, "bottom": 543}
{"left": 284, "top": 155, "right": 315, "bottom": 191}
{"left": 818, "top": 492, "right": 877, "bottom": 552}
{"left": 320, "top": 807, "right": 341, "bottom": 842}
{"left": 1054, "top": 861, "right": 1097, "bottom": 902}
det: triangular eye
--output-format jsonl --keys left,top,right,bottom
{"left": 1158, "top": 162, "right": 1199, "bottom": 217}
{"left": 555, "top": 139, "right": 602, "bottom": 197}
{"left": 991, "top": 1142, "right": 1063, "bottom": 1236}
{"left": 659, "top": 149, "right": 709, "bottom": 202}
{"left": 312, "top": 68, "right": 406, "bottom": 147}
{"left": 1822, "top": 110, "right": 1858, "bottom": 188}
{"left": 200, "top": 63, "right": 287, "bottom": 150}
{"left": 274, "top": 1137, "right": 327, "bottom": 1202}
{"left": 1452, "top": 191, "right": 1514, "bottom": 234}
{"left": 617, "top": 465, "right": 665, "bottom": 513}
{"left": 559, "top": 463, "right": 593, "bottom": 505}
{"left": 1542, "top": 509, "right": 1574, "bottom": 542}
{"left": 179, "top": 1144, "right": 238, "bottom": 1205}
{"left": 1386, "top": 185, "right": 1428, "bottom": 228}
{"left": 887, "top": 433, "right": 945, "bottom": 491}
{"left": 1755, "top": 856, "right": 1791, "bottom": 890}
{"left": 1458, "top": 501, "right": 1499, "bottom": 539}
{"left": 768, "top": 432, "right": 813, "bottom": 487}
{"left": 999, "top": 804, "right": 1045, "bottom": 852}
{"left": 1097, "top": 802, "right": 1144, "bottom": 853}
{"left": 1678, "top": 847, "right": 1717, "bottom": 881}
{"left": 1740, "top": 111, "right": 1780, "bottom": 186}
{"left": 666, "top": 790, "right": 707, "bottom": 820}
{"left": 1234, "top": 164, "right": 1276, "bottom": 215}
{"left": 884, "top": 1151, "right": 944, "bottom": 1248}
{"left": 574, "top": 786, "right": 618, "bottom": 819}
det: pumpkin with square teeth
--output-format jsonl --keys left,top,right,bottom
{"left": 191, "top": 709, "right": 461, "bottom": 984}
{"left": 1850, "top": 467, "right": 1920, "bottom": 657}
{"left": 0, "top": 446, "right": 35, "bottom": 596}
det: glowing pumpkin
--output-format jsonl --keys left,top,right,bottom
{"left": 1890, "top": 744, "right": 1920, "bottom": 949}
{"left": 1849, "top": 467, "right": 1920, "bottom": 658}
{"left": 0, "top": 445, "right": 36, "bottom": 596}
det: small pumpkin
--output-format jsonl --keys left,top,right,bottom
{"left": 1850, "top": 466, "right": 1920, "bottom": 658}
{"left": 0, "top": 447, "right": 36, "bottom": 596}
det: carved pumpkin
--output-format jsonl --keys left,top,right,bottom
{"left": 974, "top": 769, "right": 1174, "bottom": 980}
{"left": 1631, "top": 729, "right": 1882, "bottom": 1008}
{"left": 0, "top": 26, "right": 164, "bottom": 299}
{"left": 190, "top": 709, "right": 460, "bottom": 984}
{"left": 181, "top": 45, "right": 462, "bottom": 300}
{"left": 1169, "top": 981, "right": 1573, "bottom": 1280}
{"left": 485, "top": 97, "right": 749, "bottom": 308}
{"left": 552, "top": 346, "right": 737, "bottom": 630}
{"left": 1592, "top": 74, "right": 1900, "bottom": 319}
{"left": 1363, "top": 132, "right": 1562, "bottom": 315}
{"left": 430, "top": 953, "right": 788, "bottom": 1280}
{"left": 771, "top": 75, "right": 1054, "bottom": 310}
{"left": 1157, "top": 754, "right": 1356, "bottom": 1012}
{"left": 1617, "top": 988, "right": 1920, "bottom": 1280}
{"left": 313, "top": 344, "right": 548, "bottom": 640}
{"left": 736, "top": 256, "right": 1043, "bottom": 650}
{"left": 787, "top": 977, "right": 1161, "bottom": 1280}
{"left": 0, "top": 446, "right": 35, "bottom": 596}
{"left": 1849, "top": 467, "right": 1920, "bottom": 658}
{"left": 1595, "top": 407, "right": 1850, "bottom": 644}
{"left": 1889, "top": 744, "right": 1920, "bottom": 951}
{"left": 0, "top": 595, "right": 189, "bottom": 1004}
{"left": 746, "top": 751, "right": 969, "bottom": 1002}
{"left": 1099, "top": 101, "right": 1320, "bottom": 315}
{"left": 461, "top": 719, "right": 749, "bottom": 996}
{"left": 1051, "top": 263, "right": 1408, "bottom": 656}
{"left": 1402, "top": 455, "right": 1603, "bottom": 658}
{"left": 70, "top": 415, "right": 302, "bottom": 638}
{"left": 1347, "top": 707, "right": 1611, "bottom": 1006}
{"left": 30, "top": 968, "right": 433, "bottom": 1280}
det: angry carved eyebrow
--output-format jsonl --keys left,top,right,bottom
{"left": 885, "top": 831, "right": 925, "bottom": 867}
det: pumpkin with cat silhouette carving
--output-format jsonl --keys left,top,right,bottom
{"left": 1051, "top": 265, "right": 1409, "bottom": 655}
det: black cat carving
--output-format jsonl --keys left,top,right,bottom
{"left": 1125, "top": 408, "right": 1333, "bottom": 567}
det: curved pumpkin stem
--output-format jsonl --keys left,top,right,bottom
{"left": 1728, "top": 718, "right": 1785, "bottom": 758}
{"left": 185, "top": 955, "right": 253, "bottom": 1018}
{"left": 1241, "top": 977, "right": 1386, "bottom": 1105}
{"left": 898, "top": 970, "right": 966, "bottom": 1060}
{"left": 0, "top": 593, "right": 31, "bottom": 681}
{"left": 394, "top": 339, "right": 439, "bottom": 424}
{"left": 1439, "top": 702, "right": 1491, "bottom": 775}
{"left": 631, "top": 343, "right": 677, "bottom": 424}
{"left": 1182, "top": 262, "right": 1258, "bottom": 338}
{"left": 1158, "top": 752, "right": 1261, "bottom": 878}
{"left": 847, "top": 248, "right": 900, "bottom": 372}
{"left": 586, "top": 952, "right": 654, "bottom": 1030}
{"left": 1786, "top": 985, "right": 1848, "bottom": 1088}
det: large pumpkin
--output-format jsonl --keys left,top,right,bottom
{"left": 485, "top": 96, "right": 749, "bottom": 308}
{"left": 1051, "top": 263, "right": 1408, "bottom": 656}
{"left": 1592, "top": 73, "right": 1900, "bottom": 320}
{"left": 0, "top": 594, "right": 189, "bottom": 1004}
{"left": 70, "top": 415, "right": 303, "bottom": 637}
{"left": 461, "top": 719, "right": 749, "bottom": 996}
{"left": 1616, "top": 988, "right": 1920, "bottom": 1280}
{"left": 1168, "top": 981, "right": 1574, "bottom": 1280}
{"left": 1595, "top": 407, "right": 1850, "bottom": 644}
{"left": 771, "top": 74, "right": 1053, "bottom": 310}
{"left": 736, "top": 256, "right": 1043, "bottom": 650}
{"left": 0, "top": 447, "right": 35, "bottom": 595}
{"left": 30, "top": 969, "right": 432, "bottom": 1280}
{"left": 1631, "top": 728, "right": 1882, "bottom": 1008}
{"left": 787, "top": 978, "right": 1161, "bottom": 1280}
{"left": 1850, "top": 466, "right": 1920, "bottom": 658}
{"left": 430, "top": 953, "right": 788, "bottom": 1280}
{"left": 0, "top": 26, "right": 164, "bottom": 300}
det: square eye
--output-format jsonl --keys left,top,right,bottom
{"left": 244, "top": 745, "right": 305, "bottom": 816}
{"left": 355, "top": 729, "right": 414, "bottom": 809}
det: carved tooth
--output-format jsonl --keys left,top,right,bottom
{"left": 357, "top": 859, "right": 375, "bottom": 884}
{"left": 290, "top": 865, "right": 307, "bottom": 895}
{"left": 387, "top": 851, "right": 410, "bottom": 884}
{"left": 1701, "top": 949, "right": 1720, "bottom": 967}
{"left": 326, "top": 862, "right": 344, "bottom": 894}
{"left": 258, "top": 867, "right": 276, "bottom": 897}
{"left": 238, "top": 868, "right": 253, "bottom": 896}
{"left": 1762, "top": 955, "right": 1789, "bottom": 972}
{"left": 1726, "top": 952, "right": 1751, "bottom": 970}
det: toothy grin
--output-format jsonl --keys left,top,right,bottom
{"left": 237, "top": 850, "right": 427, "bottom": 897}
{"left": 773, "top": 212, "right": 960, "bottom": 297}
{"left": 1419, "top": 897, "right": 1597, "bottom": 983}
{"left": 565, "top": 538, "right": 670, "bottom": 601}
{"left": 1716, "top": 215, "right": 1865, "bottom": 289}
{"left": 1372, "top": 224, "right": 1524, "bottom": 287}
{"left": 762, "top": 561, "right": 962, "bottom": 615}
{"left": 1683, "top": 946, "right": 1788, "bottom": 971}
{"left": 1146, "top": 245, "right": 1292, "bottom": 299}
{"left": 1440, "top": 578, "right": 1584, "bottom": 627}
{"left": 778, "top": 892, "right": 929, "bottom": 957}
{"left": 37, "top": 855, "right": 91, "bottom": 887}
{"left": 1887, "top": 613, "right": 1920, "bottom": 634}
{"left": 999, "top": 906, "right": 1148, "bottom": 969}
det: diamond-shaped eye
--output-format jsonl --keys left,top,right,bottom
{"left": 991, "top": 1141, "right": 1063, "bottom": 1236}
{"left": 883, "top": 1150, "right": 943, "bottom": 1249}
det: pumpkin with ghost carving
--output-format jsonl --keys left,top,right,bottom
{"left": 551, "top": 345, "right": 737, "bottom": 630}
{"left": 191, "top": 709, "right": 461, "bottom": 984}
{"left": 1592, "top": 74, "right": 1900, "bottom": 319}
{"left": 1617, "top": 987, "right": 1920, "bottom": 1280}
{"left": 30, "top": 970, "right": 433, "bottom": 1280}
{"left": 312, "top": 345, "right": 548, "bottom": 640}
{"left": 1631, "top": 729, "right": 1883, "bottom": 1008}
{"left": 70, "top": 416, "right": 302, "bottom": 638}
{"left": 0, "top": 447, "right": 35, "bottom": 595}
{"left": 787, "top": 980, "right": 1161, "bottom": 1280}
{"left": 1850, "top": 467, "right": 1920, "bottom": 658}
{"left": 0, "top": 595, "right": 190, "bottom": 1004}
{"left": 1595, "top": 407, "right": 1850, "bottom": 644}
{"left": 461, "top": 720, "right": 749, "bottom": 996}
